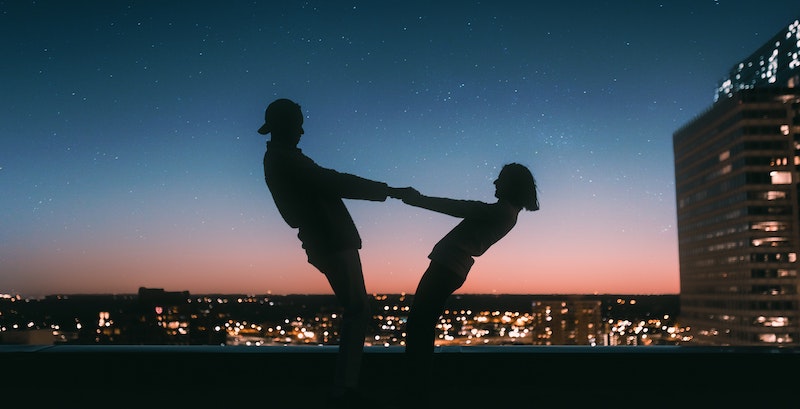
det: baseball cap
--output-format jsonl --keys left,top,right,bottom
{"left": 258, "top": 98, "right": 303, "bottom": 135}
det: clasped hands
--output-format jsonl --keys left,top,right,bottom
{"left": 388, "top": 186, "right": 420, "bottom": 202}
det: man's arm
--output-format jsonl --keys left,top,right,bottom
{"left": 295, "top": 161, "right": 390, "bottom": 201}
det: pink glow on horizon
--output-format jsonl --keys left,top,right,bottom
{"left": 4, "top": 221, "right": 679, "bottom": 296}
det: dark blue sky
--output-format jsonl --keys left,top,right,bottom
{"left": 2, "top": 1, "right": 798, "bottom": 296}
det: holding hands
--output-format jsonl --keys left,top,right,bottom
{"left": 388, "top": 186, "right": 420, "bottom": 202}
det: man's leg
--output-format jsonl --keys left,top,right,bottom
{"left": 309, "top": 249, "right": 370, "bottom": 394}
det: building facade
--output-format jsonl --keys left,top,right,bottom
{"left": 675, "top": 16, "right": 800, "bottom": 346}
{"left": 673, "top": 87, "right": 800, "bottom": 345}
{"left": 529, "top": 299, "right": 603, "bottom": 346}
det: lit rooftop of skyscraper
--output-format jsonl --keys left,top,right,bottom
{"left": 716, "top": 18, "right": 800, "bottom": 101}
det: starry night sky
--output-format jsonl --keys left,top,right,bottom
{"left": 2, "top": 1, "right": 798, "bottom": 296}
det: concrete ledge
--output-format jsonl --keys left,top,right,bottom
{"left": 4, "top": 345, "right": 797, "bottom": 407}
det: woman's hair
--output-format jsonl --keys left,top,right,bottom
{"left": 500, "top": 163, "right": 539, "bottom": 211}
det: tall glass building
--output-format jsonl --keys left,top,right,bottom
{"left": 674, "top": 18, "right": 800, "bottom": 346}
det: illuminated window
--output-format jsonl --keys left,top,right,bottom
{"left": 765, "top": 191, "right": 786, "bottom": 200}
{"left": 758, "top": 333, "right": 794, "bottom": 343}
{"left": 755, "top": 316, "right": 789, "bottom": 327}
{"left": 770, "top": 157, "right": 788, "bottom": 166}
{"left": 770, "top": 171, "right": 792, "bottom": 184}
{"left": 751, "top": 221, "right": 788, "bottom": 231}
{"left": 751, "top": 237, "right": 788, "bottom": 247}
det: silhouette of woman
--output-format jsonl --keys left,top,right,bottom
{"left": 397, "top": 163, "right": 539, "bottom": 394}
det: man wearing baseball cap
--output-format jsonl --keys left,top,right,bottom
{"left": 258, "top": 98, "right": 409, "bottom": 408}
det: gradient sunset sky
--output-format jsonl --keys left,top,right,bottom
{"left": 2, "top": 1, "right": 799, "bottom": 296}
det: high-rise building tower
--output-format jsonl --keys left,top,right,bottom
{"left": 674, "top": 18, "right": 800, "bottom": 346}
{"left": 674, "top": 87, "right": 800, "bottom": 346}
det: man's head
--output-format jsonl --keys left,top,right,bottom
{"left": 258, "top": 98, "right": 304, "bottom": 137}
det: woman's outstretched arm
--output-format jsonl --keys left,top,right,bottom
{"left": 395, "top": 187, "right": 487, "bottom": 218}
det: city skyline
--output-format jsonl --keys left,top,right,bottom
{"left": 2, "top": 2, "right": 799, "bottom": 297}
{"left": 0, "top": 290, "right": 682, "bottom": 347}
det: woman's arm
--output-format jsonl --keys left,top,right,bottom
{"left": 401, "top": 189, "right": 487, "bottom": 218}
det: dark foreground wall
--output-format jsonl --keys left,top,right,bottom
{"left": 3, "top": 345, "right": 797, "bottom": 407}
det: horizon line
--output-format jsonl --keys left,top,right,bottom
{"left": 3, "top": 290, "right": 680, "bottom": 298}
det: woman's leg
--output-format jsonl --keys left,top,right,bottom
{"left": 405, "top": 261, "right": 466, "bottom": 387}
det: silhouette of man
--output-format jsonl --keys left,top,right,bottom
{"left": 257, "top": 98, "right": 406, "bottom": 408}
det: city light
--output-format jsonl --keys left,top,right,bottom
{"left": 0, "top": 292, "right": 685, "bottom": 347}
